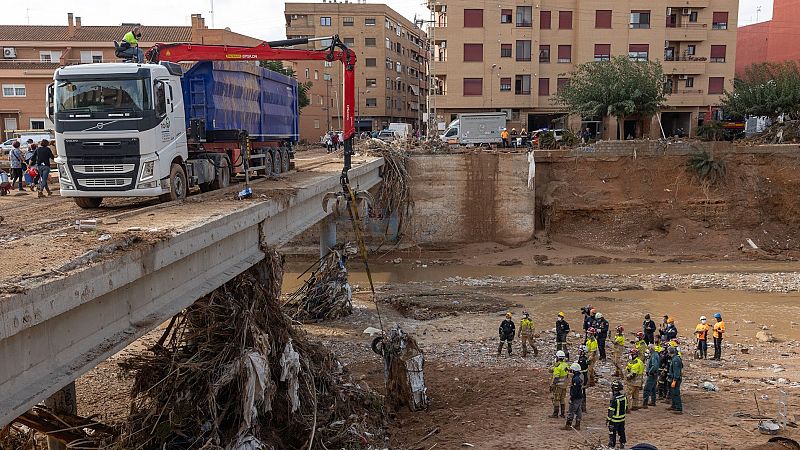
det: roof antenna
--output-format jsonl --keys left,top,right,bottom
{"left": 209, "top": 0, "right": 215, "bottom": 28}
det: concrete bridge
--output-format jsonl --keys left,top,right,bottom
{"left": 0, "top": 156, "right": 383, "bottom": 428}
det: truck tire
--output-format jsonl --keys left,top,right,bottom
{"left": 257, "top": 150, "right": 273, "bottom": 177}
{"left": 74, "top": 197, "right": 103, "bottom": 209}
{"left": 273, "top": 150, "right": 283, "bottom": 174}
{"left": 160, "top": 163, "right": 187, "bottom": 202}
{"left": 281, "top": 148, "right": 290, "bottom": 173}
{"left": 209, "top": 156, "right": 230, "bottom": 190}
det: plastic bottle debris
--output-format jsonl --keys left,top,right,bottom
{"left": 74, "top": 219, "right": 97, "bottom": 231}
{"left": 98, "top": 234, "right": 112, "bottom": 241}
{"left": 236, "top": 186, "right": 253, "bottom": 200}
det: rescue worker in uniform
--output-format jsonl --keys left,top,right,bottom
{"left": 577, "top": 346, "right": 589, "bottom": 412}
{"left": 582, "top": 305, "right": 595, "bottom": 334}
{"left": 118, "top": 26, "right": 144, "bottom": 63}
{"left": 642, "top": 345, "right": 660, "bottom": 408}
{"left": 607, "top": 380, "right": 628, "bottom": 449}
{"left": 625, "top": 348, "right": 644, "bottom": 411}
{"left": 667, "top": 346, "right": 684, "bottom": 414}
{"left": 695, "top": 315, "right": 710, "bottom": 359}
{"left": 518, "top": 310, "right": 538, "bottom": 357}
{"left": 664, "top": 317, "right": 678, "bottom": 341}
{"left": 501, "top": 128, "right": 510, "bottom": 148}
{"left": 585, "top": 327, "right": 599, "bottom": 386}
{"left": 712, "top": 312, "right": 725, "bottom": 360}
{"left": 550, "top": 350, "right": 570, "bottom": 418}
{"left": 498, "top": 312, "right": 515, "bottom": 356}
{"left": 642, "top": 314, "right": 656, "bottom": 345}
{"left": 595, "top": 312, "right": 610, "bottom": 360}
{"left": 657, "top": 315, "right": 669, "bottom": 341}
{"left": 562, "top": 362, "right": 584, "bottom": 430}
{"left": 632, "top": 331, "right": 647, "bottom": 356}
{"left": 555, "top": 312, "right": 570, "bottom": 359}
{"left": 612, "top": 325, "right": 626, "bottom": 377}
{"left": 657, "top": 344, "right": 671, "bottom": 400}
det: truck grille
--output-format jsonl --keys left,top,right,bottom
{"left": 77, "top": 178, "right": 132, "bottom": 188}
{"left": 73, "top": 164, "right": 135, "bottom": 174}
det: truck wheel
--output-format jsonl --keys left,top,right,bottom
{"left": 281, "top": 148, "right": 290, "bottom": 173}
{"left": 257, "top": 150, "right": 273, "bottom": 177}
{"left": 160, "top": 163, "right": 187, "bottom": 202}
{"left": 74, "top": 197, "right": 103, "bottom": 209}
{"left": 209, "top": 156, "right": 230, "bottom": 190}
{"left": 273, "top": 150, "right": 283, "bottom": 174}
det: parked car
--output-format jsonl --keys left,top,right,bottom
{"left": 531, "top": 129, "right": 565, "bottom": 147}
{"left": 377, "top": 130, "right": 396, "bottom": 141}
{"left": 1, "top": 133, "right": 53, "bottom": 155}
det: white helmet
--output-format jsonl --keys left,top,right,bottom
{"left": 570, "top": 363, "right": 582, "bottom": 372}
{"left": 556, "top": 350, "right": 566, "bottom": 358}
{"left": 700, "top": 315, "right": 707, "bottom": 321}
{"left": 595, "top": 312, "right": 603, "bottom": 319}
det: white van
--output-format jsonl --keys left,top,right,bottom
{"left": 1, "top": 133, "right": 53, "bottom": 155}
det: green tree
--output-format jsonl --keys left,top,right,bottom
{"left": 553, "top": 56, "right": 667, "bottom": 140}
{"left": 721, "top": 61, "right": 800, "bottom": 119}
{"left": 259, "top": 60, "right": 312, "bottom": 110}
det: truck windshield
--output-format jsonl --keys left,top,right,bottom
{"left": 56, "top": 79, "right": 152, "bottom": 113}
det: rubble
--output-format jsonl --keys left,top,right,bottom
{"left": 757, "top": 331, "right": 776, "bottom": 343}
{"left": 283, "top": 243, "right": 356, "bottom": 322}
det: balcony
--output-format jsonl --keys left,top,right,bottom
{"left": 663, "top": 58, "right": 707, "bottom": 75}
{"left": 666, "top": 23, "right": 708, "bottom": 42}
{"left": 666, "top": 89, "right": 706, "bottom": 107}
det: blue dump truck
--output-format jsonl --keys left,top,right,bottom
{"left": 48, "top": 60, "right": 299, "bottom": 208}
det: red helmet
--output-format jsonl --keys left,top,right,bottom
{"left": 588, "top": 327, "right": 597, "bottom": 334}
{"left": 616, "top": 325, "right": 624, "bottom": 333}
{"left": 630, "top": 348, "right": 640, "bottom": 357}
{"left": 636, "top": 331, "right": 644, "bottom": 339}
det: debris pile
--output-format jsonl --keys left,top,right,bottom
{"left": 744, "top": 120, "right": 800, "bottom": 144}
{"left": 372, "top": 325, "right": 429, "bottom": 412}
{"left": 283, "top": 243, "right": 356, "bottom": 322}
{"left": 113, "top": 250, "right": 383, "bottom": 450}
{"left": 357, "top": 139, "right": 414, "bottom": 240}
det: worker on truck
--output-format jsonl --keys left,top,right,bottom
{"left": 118, "top": 26, "right": 144, "bottom": 63}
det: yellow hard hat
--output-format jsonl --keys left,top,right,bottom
{"left": 506, "top": 312, "right": 513, "bottom": 318}
{"left": 558, "top": 311, "right": 565, "bottom": 317}
{"left": 667, "top": 317, "right": 674, "bottom": 324}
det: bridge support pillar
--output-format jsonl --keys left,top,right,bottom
{"left": 44, "top": 382, "right": 77, "bottom": 450}
{"left": 320, "top": 217, "right": 337, "bottom": 258}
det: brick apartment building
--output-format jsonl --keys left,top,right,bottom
{"left": 736, "top": 0, "right": 799, "bottom": 76}
{"left": 427, "top": 0, "right": 738, "bottom": 138}
{"left": 285, "top": 2, "right": 428, "bottom": 142}
{"left": 0, "top": 13, "right": 261, "bottom": 140}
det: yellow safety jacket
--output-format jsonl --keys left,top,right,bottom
{"left": 552, "top": 361, "right": 570, "bottom": 385}
{"left": 585, "top": 338, "right": 598, "bottom": 353}
{"left": 635, "top": 339, "right": 646, "bottom": 355}
{"left": 626, "top": 357, "right": 644, "bottom": 384}
{"left": 519, "top": 318, "right": 535, "bottom": 336}
{"left": 123, "top": 31, "right": 139, "bottom": 47}
{"left": 614, "top": 334, "right": 625, "bottom": 346}
{"left": 713, "top": 321, "right": 725, "bottom": 339}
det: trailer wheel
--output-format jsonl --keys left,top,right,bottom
{"left": 258, "top": 150, "right": 273, "bottom": 177}
{"left": 273, "top": 150, "right": 283, "bottom": 174}
{"left": 281, "top": 148, "right": 290, "bottom": 173}
{"left": 74, "top": 197, "right": 103, "bottom": 209}
{"left": 160, "top": 163, "right": 187, "bottom": 202}
{"left": 209, "top": 156, "right": 230, "bottom": 190}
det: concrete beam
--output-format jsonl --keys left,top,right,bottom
{"left": 0, "top": 158, "right": 383, "bottom": 427}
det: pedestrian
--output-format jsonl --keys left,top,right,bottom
{"left": 595, "top": 312, "right": 609, "bottom": 360}
{"left": 607, "top": 380, "right": 628, "bottom": 449}
{"left": 657, "top": 315, "right": 669, "bottom": 341}
{"left": 549, "top": 350, "right": 569, "bottom": 419}
{"left": 712, "top": 312, "right": 725, "bottom": 360}
{"left": 667, "top": 346, "right": 683, "bottom": 414}
{"left": 642, "top": 345, "right": 659, "bottom": 409}
{"left": 8, "top": 141, "right": 25, "bottom": 191}
{"left": 25, "top": 143, "right": 38, "bottom": 190}
{"left": 0, "top": 168, "right": 11, "bottom": 196}
{"left": 501, "top": 128, "right": 509, "bottom": 148}
{"left": 510, "top": 128, "right": 518, "bottom": 148}
{"left": 642, "top": 314, "right": 656, "bottom": 345}
{"left": 612, "top": 325, "right": 625, "bottom": 377}
{"left": 497, "top": 311, "right": 515, "bottom": 356}
{"left": 625, "top": 348, "right": 644, "bottom": 411}
{"left": 582, "top": 305, "right": 595, "bottom": 335}
{"left": 657, "top": 344, "right": 671, "bottom": 401}
{"left": 520, "top": 128, "right": 528, "bottom": 147}
{"left": 695, "top": 315, "right": 710, "bottom": 359}
{"left": 555, "top": 311, "right": 570, "bottom": 359}
{"left": 324, "top": 133, "right": 333, "bottom": 153}
{"left": 118, "top": 26, "right": 144, "bottom": 62}
{"left": 581, "top": 127, "right": 592, "bottom": 144}
{"left": 562, "top": 362, "right": 584, "bottom": 430}
{"left": 585, "top": 328, "right": 599, "bottom": 386}
{"left": 332, "top": 132, "right": 340, "bottom": 152}
{"left": 518, "top": 310, "right": 538, "bottom": 357}
{"left": 34, "top": 139, "right": 54, "bottom": 197}
{"left": 577, "top": 346, "right": 589, "bottom": 412}
{"left": 664, "top": 317, "right": 678, "bottom": 341}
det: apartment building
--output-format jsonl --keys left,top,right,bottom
{"left": 0, "top": 13, "right": 261, "bottom": 139}
{"left": 285, "top": 2, "right": 428, "bottom": 142}
{"left": 737, "top": 0, "right": 799, "bottom": 76}
{"left": 428, "top": 0, "right": 738, "bottom": 138}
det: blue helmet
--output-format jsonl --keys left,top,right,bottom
{"left": 714, "top": 313, "right": 722, "bottom": 319}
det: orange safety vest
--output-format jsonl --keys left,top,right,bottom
{"left": 501, "top": 130, "right": 509, "bottom": 140}
{"left": 713, "top": 321, "right": 725, "bottom": 339}
{"left": 695, "top": 323, "right": 710, "bottom": 340}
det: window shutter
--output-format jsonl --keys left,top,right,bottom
{"left": 708, "top": 77, "right": 725, "bottom": 94}
{"left": 464, "top": 44, "right": 483, "bottom": 61}
{"left": 559, "top": 11, "right": 573, "bottom": 29}
{"left": 712, "top": 12, "right": 728, "bottom": 23}
{"left": 538, "top": 78, "right": 550, "bottom": 96}
{"left": 710, "top": 45, "right": 726, "bottom": 58}
{"left": 464, "top": 9, "right": 484, "bottom": 27}
{"left": 595, "top": 10, "right": 612, "bottom": 28}
{"left": 557, "top": 45, "right": 571, "bottom": 59}
{"left": 629, "top": 44, "right": 649, "bottom": 53}
{"left": 540, "top": 11, "right": 551, "bottom": 29}
{"left": 594, "top": 44, "right": 611, "bottom": 55}
{"left": 463, "top": 78, "right": 483, "bottom": 95}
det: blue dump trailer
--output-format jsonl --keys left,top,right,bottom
{"left": 52, "top": 60, "right": 300, "bottom": 207}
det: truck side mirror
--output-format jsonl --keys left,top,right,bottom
{"left": 46, "top": 83, "right": 54, "bottom": 120}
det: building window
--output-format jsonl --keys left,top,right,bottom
{"left": 386, "top": 38, "right": 392, "bottom": 49}
{"left": 365, "top": 58, "right": 377, "bottom": 67}
{"left": 464, "top": 43, "right": 483, "bottom": 62}
{"left": 712, "top": 12, "right": 729, "bottom": 29}
{"left": 685, "top": 77, "right": 694, "bottom": 88}
{"left": 344, "top": 37, "right": 355, "bottom": 46}
{"left": 557, "top": 45, "right": 571, "bottom": 63}
{"left": 559, "top": 11, "right": 573, "bottom": 29}
{"left": 630, "top": 11, "right": 650, "bottom": 29}
{"left": 501, "top": 9, "right": 512, "bottom": 24}
{"left": 320, "top": 16, "right": 332, "bottom": 26}
{"left": 686, "top": 45, "right": 696, "bottom": 56}
{"left": 628, "top": 44, "right": 649, "bottom": 61}
{"left": 594, "top": 44, "right": 611, "bottom": 61}
{"left": 305, "top": 68, "right": 309, "bottom": 79}
{"left": 365, "top": 37, "right": 376, "bottom": 47}
{"left": 366, "top": 78, "right": 377, "bottom": 87}
{"left": 323, "top": 73, "right": 332, "bottom": 81}
{"left": 595, "top": 10, "right": 612, "bottom": 28}
{"left": 80, "top": 51, "right": 103, "bottom": 63}
{"left": 539, "top": 45, "right": 550, "bottom": 63}
{"left": 515, "top": 75, "right": 531, "bottom": 95}
{"left": 343, "top": 16, "right": 354, "bottom": 26}
{"left": 708, "top": 77, "right": 725, "bottom": 94}
{"left": 30, "top": 119, "right": 46, "bottom": 130}
{"left": 516, "top": 6, "right": 533, "bottom": 27}
{"left": 501, "top": 44, "right": 512, "bottom": 58}
{"left": 314, "top": 70, "right": 319, "bottom": 80}
{"left": 2, "top": 84, "right": 25, "bottom": 97}
{"left": 464, "top": 9, "right": 484, "bottom": 28}
{"left": 710, "top": 45, "right": 727, "bottom": 63}
{"left": 557, "top": 78, "right": 570, "bottom": 93}
{"left": 314, "top": 119, "right": 320, "bottom": 129}
{"left": 538, "top": 78, "right": 550, "bottom": 96}
{"left": 396, "top": 62, "right": 402, "bottom": 73}
{"left": 500, "top": 77, "right": 512, "bottom": 91}
{"left": 540, "top": 10, "right": 551, "bottom": 29}
{"left": 364, "top": 17, "right": 376, "bottom": 26}
{"left": 689, "top": 11, "right": 698, "bottom": 23}
{"left": 463, "top": 78, "right": 483, "bottom": 96}
{"left": 366, "top": 98, "right": 377, "bottom": 107}
{"left": 516, "top": 40, "right": 532, "bottom": 61}
{"left": 39, "top": 51, "right": 61, "bottom": 62}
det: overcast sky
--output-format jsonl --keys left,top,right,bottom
{"left": 0, "top": 0, "right": 774, "bottom": 40}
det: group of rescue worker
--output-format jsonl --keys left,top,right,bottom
{"left": 497, "top": 307, "right": 727, "bottom": 449}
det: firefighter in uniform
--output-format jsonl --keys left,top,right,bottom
{"left": 518, "top": 310, "right": 538, "bottom": 357}
{"left": 497, "top": 312, "right": 515, "bottom": 356}
{"left": 577, "top": 345, "right": 589, "bottom": 412}
{"left": 550, "top": 350, "right": 570, "bottom": 418}
{"left": 625, "top": 348, "right": 644, "bottom": 411}
{"left": 555, "top": 311, "right": 570, "bottom": 359}
{"left": 608, "top": 380, "right": 628, "bottom": 449}
{"left": 612, "top": 325, "right": 626, "bottom": 377}
{"left": 585, "top": 327, "right": 600, "bottom": 386}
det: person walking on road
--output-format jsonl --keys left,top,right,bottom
{"left": 562, "top": 362, "right": 584, "bottom": 430}
{"left": 33, "top": 139, "right": 54, "bottom": 197}
{"left": 497, "top": 312, "right": 515, "bottom": 356}
{"left": 550, "top": 350, "right": 570, "bottom": 419}
{"left": 642, "top": 314, "right": 656, "bottom": 345}
{"left": 712, "top": 313, "right": 725, "bottom": 360}
{"left": 642, "top": 345, "right": 659, "bottom": 409}
{"left": 8, "top": 141, "right": 25, "bottom": 191}
{"left": 625, "top": 349, "right": 644, "bottom": 411}
{"left": 607, "top": 380, "right": 628, "bottom": 449}
{"left": 595, "top": 312, "right": 610, "bottom": 360}
{"left": 518, "top": 310, "right": 538, "bottom": 357}
{"left": 695, "top": 316, "right": 710, "bottom": 360}
{"left": 555, "top": 311, "right": 570, "bottom": 359}
{"left": 667, "top": 346, "right": 683, "bottom": 414}
{"left": 612, "top": 325, "right": 626, "bottom": 377}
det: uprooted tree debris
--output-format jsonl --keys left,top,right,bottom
{"left": 109, "top": 250, "right": 384, "bottom": 450}
{"left": 283, "top": 243, "right": 356, "bottom": 322}
{"left": 371, "top": 325, "right": 429, "bottom": 413}
{"left": 358, "top": 139, "right": 414, "bottom": 240}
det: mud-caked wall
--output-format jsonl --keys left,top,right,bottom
{"left": 409, "top": 153, "right": 535, "bottom": 245}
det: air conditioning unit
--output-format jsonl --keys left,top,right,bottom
{"left": 666, "top": 8, "right": 673, "bottom": 15}
{"left": 3, "top": 47, "right": 17, "bottom": 59}
{"left": 681, "top": 8, "right": 691, "bottom": 15}
{"left": 291, "top": 15, "right": 299, "bottom": 19}
{"left": 678, "top": 75, "right": 688, "bottom": 80}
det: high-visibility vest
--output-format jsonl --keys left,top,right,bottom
{"left": 608, "top": 394, "right": 627, "bottom": 423}
{"left": 614, "top": 335, "right": 625, "bottom": 346}
{"left": 713, "top": 321, "right": 725, "bottom": 338}
{"left": 585, "top": 338, "right": 598, "bottom": 353}
{"left": 123, "top": 31, "right": 139, "bottom": 47}
{"left": 695, "top": 323, "right": 710, "bottom": 340}
{"left": 552, "top": 361, "right": 570, "bottom": 383}
{"left": 520, "top": 318, "right": 535, "bottom": 334}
